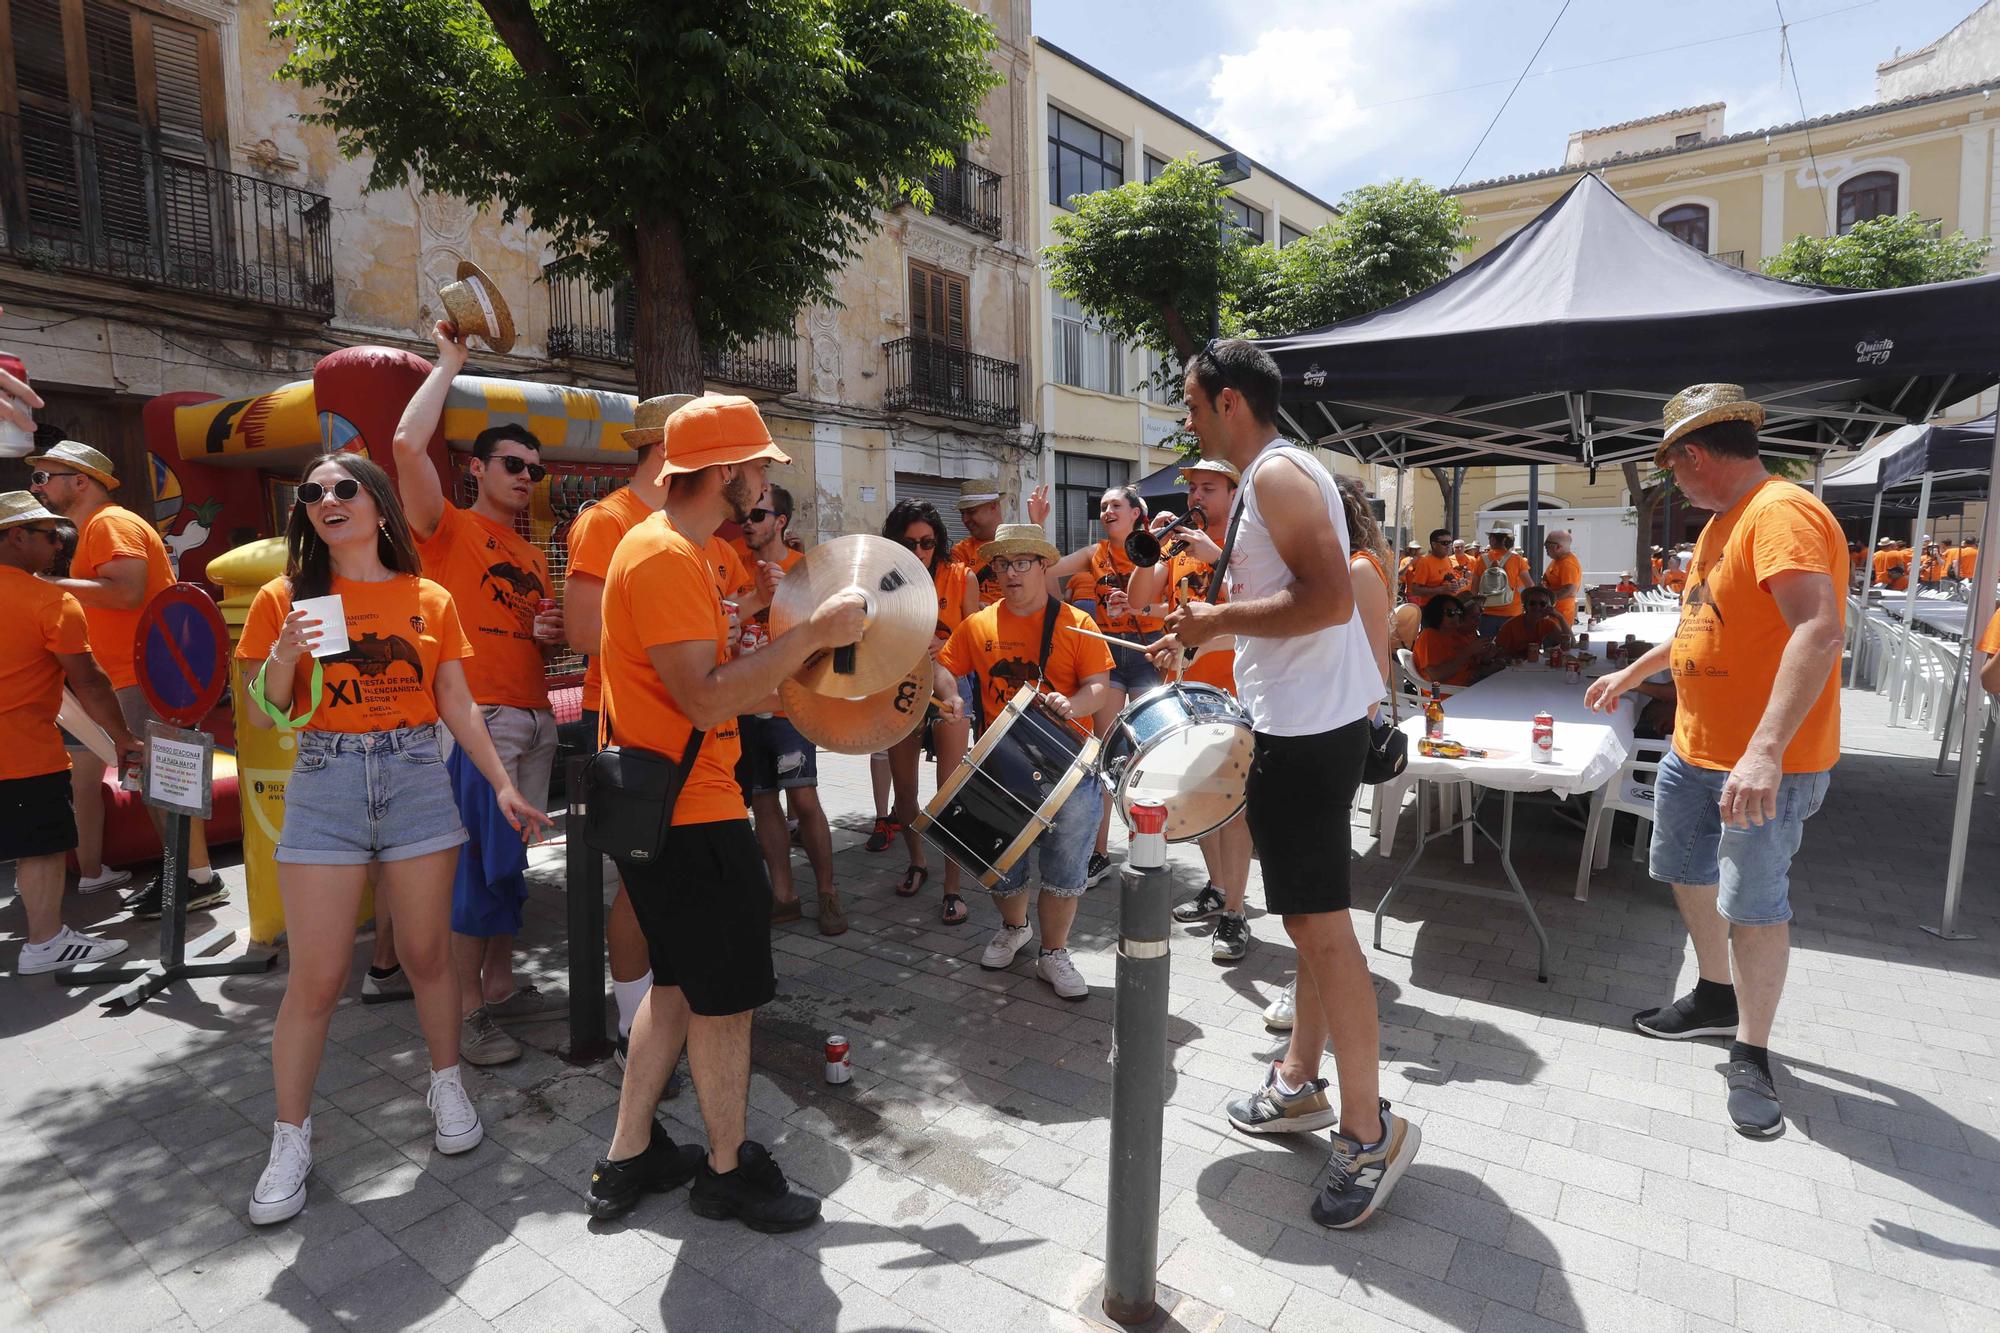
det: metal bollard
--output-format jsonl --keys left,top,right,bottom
{"left": 563, "top": 756, "right": 612, "bottom": 1064}
{"left": 1103, "top": 798, "right": 1171, "bottom": 1326}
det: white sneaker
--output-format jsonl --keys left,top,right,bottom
{"left": 427, "top": 1067, "right": 483, "bottom": 1155}
{"left": 249, "top": 1119, "right": 312, "bottom": 1225}
{"left": 1035, "top": 948, "right": 1090, "bottom": 1001}
{"left": 1264, "top": 980, "right": 1297, "bottom": 1030}
{"left": 18, "top": 927, "right": 129, "bottom": 975}
{"left": 75, "top": 867, "right": 133, "bottom": 895}
{"left": 980, "top": 924, "right": 1034, "bottom": 971}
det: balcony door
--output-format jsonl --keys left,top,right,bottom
{"left": 908, "top": 259, "right": 968, "bottom": 406}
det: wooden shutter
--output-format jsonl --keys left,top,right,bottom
{"left": 9, "top": 0, "right": 72, "bottom": 111}
{"left": 9, "top": 0, "right": 82, "bottom": 237}
{"left": 908, "top": 261, "right": 966, "bottom": 348}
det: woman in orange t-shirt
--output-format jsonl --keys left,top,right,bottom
{"left": 881, "top": 499, "right": 979, "bottom": 924}
{"left": 236, "top": 453, "right": 552, "bottom": 1227}
{"left": 1413, "top": 594, "right": 1498, "bottom": 687}
{"left": 1980, "top": 606, "right": 2000, "bottom": 696}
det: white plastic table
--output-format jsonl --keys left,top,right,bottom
{"left": 1586, "top": 610, "right": 1682, "bottom": 645}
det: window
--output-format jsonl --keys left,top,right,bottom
{"left": 1145, "top": 152, "right": 1169, "bottom": 183}
{"left": 1280, "top": 222, "right": 1309, "bottom": 248}
{"left": 1659, "top": 203, "right": 1710, "bottom": 253}
{"left": 1051, "top": 294, "right": 1123, "bottom": 395}
{"left": 1223, "top": 197, "right": 1265, "bottom": 243}
{"left": 1138, "top": 346, "right": 1175, "bottom": 405}
{"left": 1838, "top": 171, "right": 1899, "bottom": 233}
{"left": 908, "top": 261, "right": 966, "bottom": 347}
{"left": 1048, "top": 107, "right": 1124, "bottom": 207}
{"left": 1053, "top": 454, "right": 1131, "bottom": 552}
{"left": 1674, "top": 131, "right": 1701, "bottom": 148}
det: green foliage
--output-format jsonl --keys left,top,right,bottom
{"left": 1760, "top": 212, "right": 1992, "bottom": 290}
{"left": 1238, "top": 180, "right": 1470, "bottom": 336}
{"left": 270, "top": 0, "right": 1001, "bottom": 350}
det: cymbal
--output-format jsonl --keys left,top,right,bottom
{"left": 770, "top": 534, "right": 936, "bottom": 700}
{"left": 780, "top": 661, "right": 932, "bottom": 754}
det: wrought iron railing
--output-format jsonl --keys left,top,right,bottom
{"left": 1713, "top": 249, "right": 1745, "bottom": 268}
{"left": 884, "top": 335, "right": 1019, "bottom": 427}
{"left": 919, "top": 159, "right": 1002, "bottom": 236}
{"left": 0, "top": 112, "right": 333, "bottom": 317}
{"left": 544, "top": 266, "right": 798, "bottom": 392}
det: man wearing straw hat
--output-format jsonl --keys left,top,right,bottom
{"left": 586, "top": 395, "right": 864, "bottom": 1229}
{"left": 949, "top": 476, "right": 1007, "bottom": 606}
{"left": 390, "top": 319, "right": 564, "bottom": 1066}
{"left": 0, "top": 490, "right": 147, "bottom": 974}
{"left": 30, "top": 440, "right": 224, "bottom": 919}
{"left": 1588, "top": 384, "right": 1847, "bottom": 1139}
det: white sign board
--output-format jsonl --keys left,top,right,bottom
{"left": 144, "top": 723, "right": 214, "bottom": 819}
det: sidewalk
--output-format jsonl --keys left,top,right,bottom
{"left": 2, "top": 684, "right": 1997, "bottom": 1332}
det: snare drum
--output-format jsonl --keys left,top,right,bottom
{"left": 915, "top": 687, "right": 1101, "bottom": 889}
{"left": 1100, "top": 682, "right": 1253, "bottom": 842}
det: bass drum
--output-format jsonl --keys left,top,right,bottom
{"left": 1101, "top": 682, "right": 1252, "bottom": 842}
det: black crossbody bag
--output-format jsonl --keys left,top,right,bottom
{"left": 579, "top": 698, "right": 707, "bottom": 866}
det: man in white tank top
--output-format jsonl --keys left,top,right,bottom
{"left": 1151, "top": 340, "right": 1420, "bottom": 1231}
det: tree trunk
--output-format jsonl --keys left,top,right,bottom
{"left": 1622, "top": 462, "right": 1659, "bottom": 590}
{"left": 1159, "top": 305, "right": 1202, "bottom": 365}
{"left": 630, "top": 217, "right": 704, "bottom": 397}
{"left": 1429, "top": 466, "right": 1466, "bottom": 534}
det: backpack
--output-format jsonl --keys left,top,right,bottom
{"left": 1478, "top": 558, "right": 1514, "bottom": 609}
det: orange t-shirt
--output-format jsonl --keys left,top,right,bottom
{"left": 939, "top": 598, "right": 1116, "bottom": 727}
{"left": 1085, "top": 539, "right": 1164, "bottom": 634}
{"left": 72, "top": 504, "right": 173, "bottom": 690}
{"left": 598, "top": 514, "right": 743, "bottom": 825}
{"left": 566, "top": 486, "right": 653, "bottom": 712}
{"left": 236, "top": 574, "right": 471, "bottom": 733}
{"left": 1871, "top": 548, "right": 1909, "bottom": 590}
{"left": 1164, "top": 549, "right": 1234, "bottom": 692}
{"left": 1980, "top": 607, "right": 1999, "bottom": 655}
{"left": 1397, "top": 556, "right": 1416, "bottom": 596}
{"left": 417, "top": 504, "right": 550, "bottom": 711}
{"left": 950, "top": 535, "right": 1001, "bottom": 606}
{"left": 1672, "top": 478, "right": 1847, "bottom": 773}
{"left": 1405, "top": 553, "right": 1463, "bottom": 607}
{"left": 1943, "top": 546, "right": 1965, "bottom": 578}
{"left": 1615, "top": 579, "right": 1639, "bottom": 595}
{"left": 706, "top": 535, "right": 754, "bottom": 603}
{"left": 1544, "top": 552, "right": 1584, "bottom": 624}
{"left": 0, "top": 566, "right": 90, "bottom": 781}
{"left": 1454, "top": 553, "right": 1479, "bottom": 579}
{"left": 1479, "top": 550, "right": 1530, "bottom": 618}
{"left": 1918, "top": 553, "right": 1944, "bottom": 583}
{"left": 933, "top": 559, "right": 972, "bottom": 643}
{"left": 1663, "top": 566, "right": 1688, "bottom": 593}
{"left": 1414, "top": 627, "right": 1480, "bottom": 687}
{"left": 1496, "top": 612, "right": 1568, "bottom": 658}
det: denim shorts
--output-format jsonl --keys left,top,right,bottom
{"left": 736, "top": 714, "right": 818, "bottom": 796}
{"left": 994, "top": 774, "right": 1101, "bottom": 899}
{"left": 277, "top": 724, "right": 469, "bottom": 866}
{"left": 1108, "top": 631, "right": 1164, "bottom": 695}
{"left": 1648, "top": 748, "right": 1829, "bottom": 926}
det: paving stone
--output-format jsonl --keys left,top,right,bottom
{"left": 492, "top": 1275, "right": 636, "bottom": 1332}
{"left": 159, "top": 1235, "right": 290, "bottom": 1330}
{"left": 37, "top": 1266, "right": 187, "bottom": 1333}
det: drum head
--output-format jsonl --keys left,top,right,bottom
{"left": 1117, "top": 720, "right": 1252, "bottom": 841}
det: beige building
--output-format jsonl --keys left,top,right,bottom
{"left": 1029, "top": 38, "right": 1347, "bottom": 550}
{"left": 1430, "top": 5, "right": 2000, "bottom": 564}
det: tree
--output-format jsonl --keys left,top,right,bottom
{"left": 1238, "top": 179, "right": 1468, "bottom": 337}
{"left": 1762, "top": 212, "right": 1992, "bottom": 289}
{"left": 272, "top": 0, "right": 1002, "bottom": 394}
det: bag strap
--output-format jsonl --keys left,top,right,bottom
{"left": 599, "top": 659, "right": 705, "bottom": 778}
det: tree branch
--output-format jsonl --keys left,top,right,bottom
{"left": 474, "top": 0, "right": 595, "bottom": 143}
{"left": 1159, "top": 305, "right": 1201, "bottom": 363}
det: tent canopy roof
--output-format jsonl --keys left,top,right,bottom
{"left": 1257, "top": 174, "right": 2000, "bottom": 471}
{"left": 1820, "top": 413, "right": 1998, "bottom": 498}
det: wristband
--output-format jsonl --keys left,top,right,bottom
{"left": 250, "top": 657, "right": 323, "bottom": 731}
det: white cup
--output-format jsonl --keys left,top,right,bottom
{"left": 292, "top": 594, "right": 350, "bottom": 657}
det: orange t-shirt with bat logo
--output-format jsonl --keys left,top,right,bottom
{"left": 416, "top": 504, "right": 550, "bottom": 710}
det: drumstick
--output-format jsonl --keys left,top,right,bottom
{"left": 1062, "top": 623, "right": 1154, "bottom": 654}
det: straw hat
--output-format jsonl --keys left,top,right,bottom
{"left": 0, "top": 489, "right": 64, "bottom": 530}
{"left": 436, "top": 260, "right": 516, "bottom": 355}
{"left": 621, "top": 393, "right": 699, "bottom": 449}
{"left": 1654, "top": 383, "right": 1766, "bottom": 465}
{"left": 977, "top": 523, "right": 1059, "bottom": 565}
{"left": 654, "top": 395, "right": 792, "bottom": 481}
{"left": 1179, "top": 458, "right": 1242, "bottom": 484}
{"left": 956, "top": 478, "right": 1005, "bottom": 511}
{"left": 27, "top": 439, "right": 119, "bottom": 489}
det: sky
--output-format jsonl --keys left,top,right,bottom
{"left": 1033, "top": 0, "right": 1990, "bottom": 202}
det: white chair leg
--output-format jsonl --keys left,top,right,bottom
{"left": 1376, "top": 773, "right": 1410, "bottom": 855}
{"left": 1459, "top": 782, "right": 1474, "bottom": 864}
{"left": 1574, "top": 799, "right": 1605, "bottom": 901}
{"left": 1591, "top": 799, "right": 1616, "bottom": 871}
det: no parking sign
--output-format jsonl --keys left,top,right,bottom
{"left": 132, "top": 584, "right": 230, "bottom": 729}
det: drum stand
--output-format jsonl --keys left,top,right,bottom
{"left": 1372, "top": 781, "right": 1551, "bottom": 983}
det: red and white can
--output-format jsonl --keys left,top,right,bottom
{"left": 536, "top": 597, "right": 557, "bottom": 616}
{"left": 0, "top": 352, "right": 34, "bottom": 456}
{"left": 1531, "top": 712, "right": 1555, "bottom": 765}
{"left": 824, "top": 1034, "right": 852, "bottom": 1084}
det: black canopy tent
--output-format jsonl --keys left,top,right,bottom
{"left": 1250, "top": 171, "right": 2000, "bottom": 940}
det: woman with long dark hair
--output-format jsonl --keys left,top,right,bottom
{"left": 238, "top": 452, "right": 551, "bottom": 1225}
{"left": 883, "top": 498, "right": 979, "bottom": 924}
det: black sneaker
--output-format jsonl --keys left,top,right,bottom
{"left": 688, "top": 1140, "right": 821, "bottom": 1233}
{"left": 1211, "top": 912, "right": 1249, "bottom": 963}
{"left": 1085, "top": 853, "right": 1114, "bottom": 888}
{"left": 585, "top": 1121, "right": 703, "bottom": 1219}
{"left": 864, "top": 816, "right": 898, "bottom": 853}
{"left": 124, "top": 876, "right": 229, "bottom": 921}
{"left": 1633, "top": 991, "right": 1739, "bottom": 1041}
{"left": 1172, "top": 884, "right": 1227, "bottom": 924}
{"left": 1310, "top": 1100, "right": 1421, "bottom": 1230}
{"left": 1723, "top": 1061, "right": 1785, "bottom": 1139}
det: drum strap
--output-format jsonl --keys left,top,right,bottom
{"left": 1181, "top": 492, "right": 1246, "bottom": 664}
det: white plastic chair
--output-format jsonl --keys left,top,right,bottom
{"left": 1379, "top": 666, "right": 1475, "bottom": 862}
{"left": 1574, "top": 738, "right": 1671, "bottom": 902}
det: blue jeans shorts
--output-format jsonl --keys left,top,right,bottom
{"left": 277, "top": 724, "right": 469, "bottom": 866}
{"left": 1108, "top": 630, "right": 1164, "bottom": 695}
{"left": 736, "top": 714, "right": 818, "bottom": 797}
{"left": 994, "top": 774, "right": 1101, "bottom": 899}
{"left": 1647, "top": 748, "right": 1829, "bottom": 926}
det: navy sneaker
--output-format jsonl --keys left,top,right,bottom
{"left": 1310, "top": 1100, "right": 1421, "bottom": 1230}
{"left": 1723, "top": 1061, "right": 1784, "bottom": 1138}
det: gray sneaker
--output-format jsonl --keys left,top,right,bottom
{"left": 1172, "top": 884, "right": 1226, "bottom": 924}
{"left": 1211, "top": 912, "right": 1249, "bottom": 963}
{"left": 361, "top": 966, "right": 412, "bottom": 1005}
{"left": 1226, "top": 1062, "right": 1340, "bottom": 1135}
{"left": 459, "top": 1007, "right": 522, "bottom": 1066}
{"left": 1310, "top": 1100, "right": 1421, "bottom": 1229}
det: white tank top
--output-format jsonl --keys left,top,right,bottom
{"left": 1226, "top": 441, "right": 1382, "bottom": 736}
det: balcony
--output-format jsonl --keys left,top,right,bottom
{"left": 917, "top": 159, "right": 1003, "bottom": 237}
{"left": 544, "top": 266, "right": 798, "bottom": 393}
{"left": 0, "top": 112, "right": 333, "bottom": 317}
{"left": 884, "top": 335, "right": 1019, "bottom": 428}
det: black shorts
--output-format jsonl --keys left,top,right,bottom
{"left": 1243, "top": 720, "right": 1369, "bottom": 916}
{"left": 617, "top": 819, "right": 775, "bottom": 1017}
{"left": 1, "top": 770, "right": 78, "bottom": 861}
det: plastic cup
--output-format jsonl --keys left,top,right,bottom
{"left": 292, "top": 594, "right": 349, "bottom": 657}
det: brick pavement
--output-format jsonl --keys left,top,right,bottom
{"left": 2, "top": 684, "right": 1997, "bottom": 1332}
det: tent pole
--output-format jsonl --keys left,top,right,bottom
{"left": 1889, "top": 471, "right": 1933, "bottom": 728}
{"left": 1528, "top": 465, "right": 1543, "bottom": 582}
{"left": 1847, "top": 486, "right": 1886, "bottom": 688}
{"left": 1924, "top": 407, "right": 2000, "bottom": 942}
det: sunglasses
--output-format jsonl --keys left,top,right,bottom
{"left": 899, "top": 535, "right": 937, "bottom": 551}
{"left": 297, "top": 478, "right": 361, "bottom": 505}
{"left": 29, "top": 470, "right": 80, "bottom": 486}
{"left": 1440, "top": 605, "right": 1467, "bottom": 618}
{"left": 746, "top": 508, "right": 778, "bottom": 524}
{"left": 17, "top": 524, "right": 63, "bottom": 540}
{"left": 489, "top": 455, "right": 547, "bottom": 482}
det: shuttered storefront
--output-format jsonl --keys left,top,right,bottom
{"left": 891, "top": 474, "right": 972, "bottom": 547}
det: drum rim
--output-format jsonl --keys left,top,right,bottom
{"left": 1110, "top": 702, "right": 1252, "bottom": 843}
{"left": 914, "top": 684, "right": 1098, "bottom": 884}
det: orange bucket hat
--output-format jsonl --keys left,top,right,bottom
{"left": 654, "top": 395, "right": 792, "bottom": 481}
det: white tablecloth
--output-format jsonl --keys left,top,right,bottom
{"left": 1587, "top": 610, "right": 1682, "bottom": 645}
{"left": 1395, "top": 668, "right": 1636, "bottom": 797}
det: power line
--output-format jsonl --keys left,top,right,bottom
{"left": 1452, "top": 0, "right": 1574, "bottom": 190}
{"left": 1774, "top": 0, "right": 1833, "bottom": 232}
